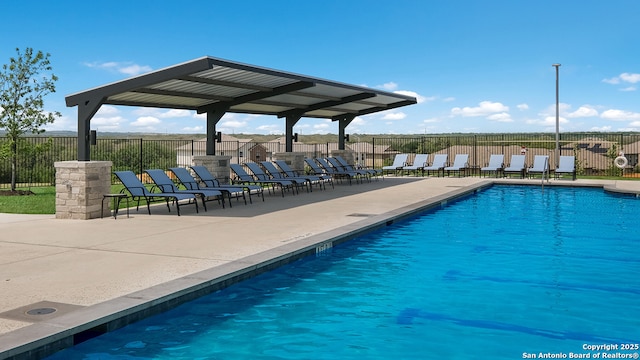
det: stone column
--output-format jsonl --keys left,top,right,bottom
{"left": 55, "top": 161, "right": 112, "bottom": 220}
{"left": 192, "top": 155, "right": 232, "bottom": 184}
{"left": 274, "top": 152, "right": 305, "bottom": 174}
{"left": 330, "top": 149, "right": 355, "bottom": 165}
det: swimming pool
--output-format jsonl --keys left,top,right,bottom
{"left": 45, "top": 185, "right": 640, "bottom": 359}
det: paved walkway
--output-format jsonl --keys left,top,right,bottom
{"left": 0, "top": 177, "right": 638, "bottom": 359}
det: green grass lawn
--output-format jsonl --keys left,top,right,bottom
{"left": 0, "top": 185, "right": 130, "bottom": 215}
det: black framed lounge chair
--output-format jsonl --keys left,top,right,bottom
{"left": 314, "top": 157, "right": 361, "bottom": 185}
{"left": 402, "top": 154, "right": 429, "bottom": 176}
{"left": 230, "top": 163, "right": 294, "bottom": 197}
{"left": 382, "top": 153, "right": 408, "bottom": 176}
{"left": 444, "top": 154, "right": 469, "bottom": 177}
{"left": 144, "top": 169, "right": 225, "bottom": 211}
{"left": 169, "top": 167, "right": 248, "bottom": 206}
{"left": 305, "top": 158, "right": 348, "bottom": 184}
{"left": 245, "top": 162, "right": 301, "bottom": 195}
{"left": 423, "top": 154, "right": 448, "bottom": 177}
{"left": 113, "top": 170, "right": 198, "bottom": 216}
{"left": 327, "top": 157, "right": 371, "bottom": 182}
{"left": 261, "top": 161, "right": 322, "bottom": 192}
{"left": 527, "top": 155, "right": 550, "bottom": 178}
{"left": 480, "top": 154, "right": 504, "bottom": 178}
{"left": 503, "top": 155, "right": 526, "bottom": 178}
{"left": 554, "top": 155, "right": 576, "bottom": 180}
{"left": 274, "top": 159, "right": 333, "bottom": 189}
{"left": 190, "top": 165, "right": 264, "bottom": 202}
{"left": 334, "top": 155, "right": 381, "bottom": 180}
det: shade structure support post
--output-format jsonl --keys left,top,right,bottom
{"left": 206, "top": 106, "right": 228, "bottom": 155}
{"left": 285, "top": 113, "right": 302, "bottom": 152}
{"left": 337, "top": 114, "right": 356, "bottom": 150}
{"left": 76, "top": 97, "right": 103, "bottom": 161}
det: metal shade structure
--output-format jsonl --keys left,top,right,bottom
{"left": 66, "top": 56, "right": 417, "bottom": 161}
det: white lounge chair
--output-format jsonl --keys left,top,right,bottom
{"left": 503, "top": 155, "right": 526, "bottom": 178}
{"left": 554, "top": 155, "right": 576, "bottom": 180}
{"left": 528, "top": 155, "right": 550, "bottom": 178}
{"left": 444, "top": 154, "right": 469, "bottom": 177}
{"left": 480, "top": 154, "right": 504, "bottom": 178}
{"left": 402, "top": 154, "right": 429, "bottom": 176}
{"left": 382, "top": 154, "right": 409, "bottom": 175}
{"left": 423, "top": 154, "right": 448, "bottom": 177}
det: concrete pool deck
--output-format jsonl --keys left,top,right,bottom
{"left": 0, "top": 176, "right": 638, "bottom": 359}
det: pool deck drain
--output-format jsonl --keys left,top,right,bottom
{"left": 0, "top": 177, "right": 638, "bottom": 360}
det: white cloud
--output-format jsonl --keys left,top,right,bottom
{"left": 590, "top": 125, "right": 612, "bottom": 131}
{"left": 181, "top": 126, "right": 204, "bottom": 133}
{"left": 131, "top": 116, "right": 161, "bottom": 127}
{"left": 256, "top": 124, "right": 281, "bottom": 132}
{"left": 542, "top": 116, "right": 568, "bottom": 126}
{"left": 379, "top": 82, "right": 398, "bottom": 90}
{"left": 96, "top": 105, "right": 120, "bottom": 115}
{"left": 487, "top": 112, "right": 513, "bottom": 122}
{"left": 451, "top": 101, "right": 509, "bottom": 117}
{"left": 620, "top": 86, "right": 637, "bottom": 92}
{"left": 394, "top": 90, "right": 429, "bottom": 103}
{"left": 600, "top": 109, "right": 640, "bottom": 121}
{"left": 91, "top": 115, "right": 126, "bottom": 130}
{"left": 160, "top": 109, "right": 192, "bottom": 118}
{"left": 517, "top": 103, "right": 529, "bottom": 111}
{"left": 442, "top": 97, "right": 456, "bottom": 102}
{"left": 382, "top": 112, "right": 407, "bottom": 120}
{"left": 620, "top": 73, "right": 640, "bottom": 83}
{"left": 567, "top": 106, "right": 598, "bottom": 118}
{"left": 603, "top": 72, "right": 640, "bottom": 85}
{"left": 84, "top": 61, "right": 152, "bottom": 76}
{"left": 220, "top": 120, "right": 247, "bottom": 128}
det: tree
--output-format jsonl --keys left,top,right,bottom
{"left": 0, "top": 48, "right": 60, "bottom": 191}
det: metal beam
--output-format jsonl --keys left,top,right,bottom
{"left": 132, "top": 88, "right": 234, "bottom": 102}
{"left": 277, "top": 92, "right": 376, "bottom": 118}
{"left": 196, "top": 81, "right": 315, "bottom": 114}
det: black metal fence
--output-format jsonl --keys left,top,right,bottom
{"left": 1, "top": 133, "right": 639, "bottom": 189}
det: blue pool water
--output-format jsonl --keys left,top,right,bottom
{"left": 46, "top": 185, "right": 640, "bottom": 359}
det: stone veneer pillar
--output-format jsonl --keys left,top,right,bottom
{"left": 54, "top": 161, "right": 112, "bottom": 220}
{"left": 274, "top": 152, "right": 305, "bottom": 174}
{"left": 192, "top": 155, "right": 232, "bottom": 184}
{"left": 330, "top": 149, "right": 355, "bottom": 165}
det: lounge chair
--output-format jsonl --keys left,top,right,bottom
{"left": 423, "top": 154, "right": 448, "bottom": 177}
{"left": 274, "top": 160, "right": 334, "bottom": 189}
{"left": 245, "top": 162, "right": 303, "bottom": 194}
{"left": 190, "top": 165, "right": 264, "bottom": 202}
{"left": 480, "top": 154, "right": 504, "bottom": 178}
{"left": 527, "top": 155, "right": 550, "bottom": 178}
{"left": 169, "top": 167, "right": 248, "bottom": 205}
{"left": 113, "top": 170, "right": 198, "bottom": 216}
{"left": 230, "top": 163, "right": 294, "bottom": 197}
{"left": 503, "top": 155, "right": 526, "bottom": 178}
{"left": 327, "top": 157, "right": 371, "bottom": 182}
{"left": 444, "top": 154, "right": 469, "bottom": 177}
{"left": 554, "top": 155, "right": 576, "bottom": 180}
{"left": 144, "top": 169, "right": 225, "bottom": 211}
{"left": 382, "top": 153, "right": 409, "bottom": 176}
{"left": 334, "top": 155, "right": 382, "bottom": 180}
{"left": 402, "top": 154, "right": 429, "bottom": 176}
{"left": 315, "top": 157, "right": 361, "bottom": 185}
{"left": 260, "top": 161, "right": 317, "bottom": 192}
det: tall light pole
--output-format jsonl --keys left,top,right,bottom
{"left": 552, "top": 63, "right": 561, "bottom": 167}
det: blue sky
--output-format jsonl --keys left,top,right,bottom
{"left": 2, "top": 0, "right": 639, "bottom": 135}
